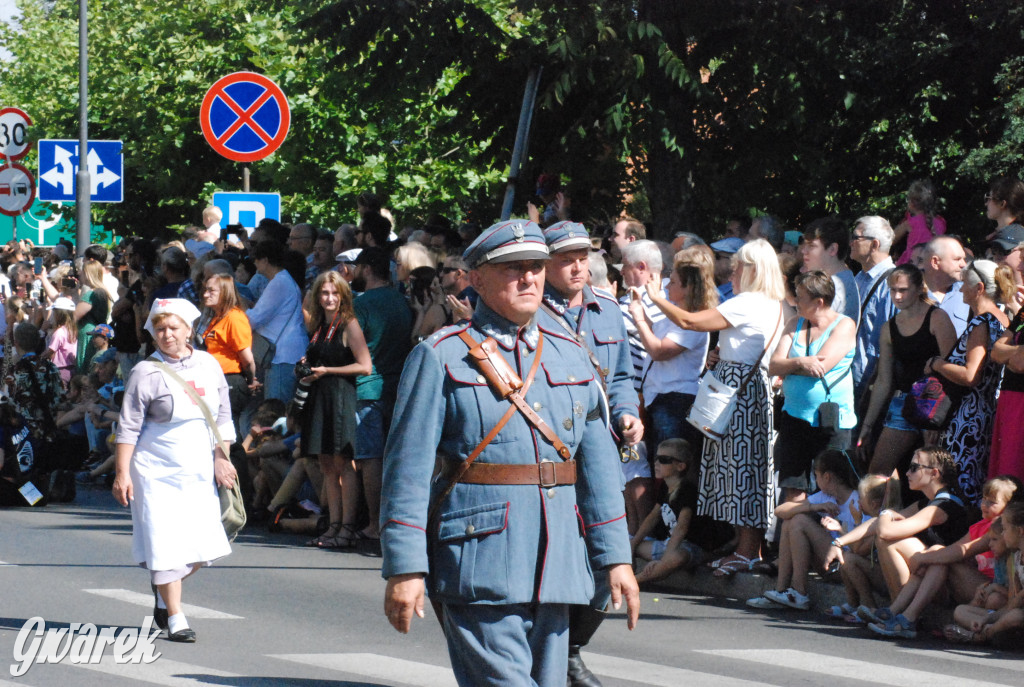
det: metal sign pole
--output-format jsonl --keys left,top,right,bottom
{"left": 75, "top": 0, "right": 91, "bottom": 256}
{"left": 243, "top": 166, "right": 250, "bottom": 192}
{"left": 500, "top": 67, "right": 542, "bottom": 221}
{"left": 11, "top": 216, "right": 15, "bottom": 242}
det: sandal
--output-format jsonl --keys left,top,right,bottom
{"left": 307, "top": 522, "right": 343, "bottom": 548}
{"left": 825, "top": 604, "right": 862, "bottom": 624}
{"left": 712, "top": 554, "right": 754, "bottom": 577}
{"left": 319, "top": 524, "right": 359, "bottom": 550}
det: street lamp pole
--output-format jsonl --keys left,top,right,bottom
{"left": 76, "top": 0, "right": 91, "bottom": 256}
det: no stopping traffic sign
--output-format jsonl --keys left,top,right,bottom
{"left": 200, "top": 72, "right": 290, "bottom": 163}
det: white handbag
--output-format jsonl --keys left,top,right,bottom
{"left": 686, "top": 308, "right": 782, "bottom": 441}
{"left": 687, "top": 372, "right": 740, "bottom": 440}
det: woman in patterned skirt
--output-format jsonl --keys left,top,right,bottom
{"left": 928, "top": 260, "right": 1007, "bottom": 505}
{"left": 647, "top": 239, "right": 785, "bottom": 576}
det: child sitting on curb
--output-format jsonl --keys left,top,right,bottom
{"left": 824, "top": 474, "right": 893, "bottom": 622}
{"left": 631, "top": 439, "right": 734, "bottom": 584}
{"left": 946, "top": 517, "right": 1011, "bottom": 642}
{"left": 746, "top": 449, "right": 862, "bottom": 611}
{"left": 866, "top": 476, "right": 1018, "bottom": 640}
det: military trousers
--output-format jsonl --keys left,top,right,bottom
{"left": 441, "top": 601, "right": 569, "bottom": 687}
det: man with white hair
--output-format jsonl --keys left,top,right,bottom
{"left": 922, "top": 235, "right": 970, "bottom": 339}
{"left": 619, "top": 240, "right": 666, "bottom": 390}
{"left": 849, "top": 216, "right": 897, "bottom": 400}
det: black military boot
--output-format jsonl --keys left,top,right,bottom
{"left": 566, "top": 605, "right": 604, "bottom": 687}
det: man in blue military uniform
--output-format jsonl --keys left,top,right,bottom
{"left": 381, "top": 219, "right": 639, "bottom": 687}
{"left": 538, "top": 221, "right": 642, "bottom": 687}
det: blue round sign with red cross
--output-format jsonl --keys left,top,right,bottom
{"left": 200, "top": 72, "right": 290, "bottom": 163}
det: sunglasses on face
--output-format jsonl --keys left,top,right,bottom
{"left": 656, "top": 455, "right": 682, "bottom": 465}
{"left": 907, "top": 461, "right": 935, "bottom": 474}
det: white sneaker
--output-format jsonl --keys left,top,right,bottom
{"left": 763, "top": 587, "right": 810, "bottom": 610}
{"left": 746, "top": 595, "right": 785, "bottom": 609}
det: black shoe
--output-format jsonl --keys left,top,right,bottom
{"left": 151, "top": 584, "right": 168, "bottom": 631}
{"left": 168, "top": 628, "right": 196, "bottom": 643}
{"left": 567, "top": 645, "right": 602, "bottom": 687}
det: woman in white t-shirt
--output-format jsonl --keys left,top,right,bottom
{"left": 647, "top": 239, "right": 785, "bottom": 576}
{"left": 629, "top": 260, "right": 714, "bottom": 455}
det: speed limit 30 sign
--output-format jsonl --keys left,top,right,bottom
{"left": 0, "top": 107, "right": 32, "bottom": 161}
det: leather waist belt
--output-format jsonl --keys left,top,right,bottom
{"left": 441, "top": 460, "right": 577, "bottom": 487}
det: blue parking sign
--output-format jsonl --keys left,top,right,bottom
{"left": 212, "top": 192, "right": 281, "bottom": 231}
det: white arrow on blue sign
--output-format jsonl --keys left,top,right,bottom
{"left": 212, "top": 191, "right": 281, "bottom": 231}
{"left": 37, "top": 140, "right": 123, "bottom": 203}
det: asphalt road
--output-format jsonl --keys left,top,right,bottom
{"left": 0, "top": 486, "right": 1021, "bottom": 686}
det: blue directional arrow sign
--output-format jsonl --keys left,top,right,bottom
{"left": 37, "top": 140, "right": 123, "bottom": 203}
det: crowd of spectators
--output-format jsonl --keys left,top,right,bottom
{"left": 3, "top": 176, "right": 1024, "bottom": 651}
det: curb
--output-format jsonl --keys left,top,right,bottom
{"left": 646, "top": 565, "right": 954, "bottom": 631}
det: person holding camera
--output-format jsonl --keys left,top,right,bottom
{"left": 299, "top": 271, "right": 372, "bottom": 548}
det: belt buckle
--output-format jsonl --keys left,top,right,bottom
{"left": 538, "top": 460, "right": 557, "bottom": 488}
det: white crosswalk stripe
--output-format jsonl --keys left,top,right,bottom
{"left": 698, "top": 649, "right": 1019, "bottom": 687}
{"left": 77, "top": 656, "right": 240, "bottom": 686}
{"left": 581, "top": 652, "right": 764, "bottom": 686}
{"left": 0, "top": 560, "right": 15, "bottom": 566}
{"left": 82, "top": 589, "right": 243, "bottom": 619}
{"left": 899, "top": 648, "right": 1024, "bottom": 673}
{"left": 271, "top": 653, "right": 456, "bottom": 686}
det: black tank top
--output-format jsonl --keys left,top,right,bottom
{"left": 890, "top": 307, "right": 939, "bottom": 393}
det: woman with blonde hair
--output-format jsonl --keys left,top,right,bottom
{"left": 199, "top": 273, "right": 256, "bottom": 433}
{"left": 300, "top": 271, "right": 372, "bottom": 548}
{"left": 394, "top": 242, "right": 434, "bottom": 287}
{"left": 75, "top": 260, "right": 111, "bottom": 372}
{"left": 647, "top": 238, "right": 785, "bottom": 576}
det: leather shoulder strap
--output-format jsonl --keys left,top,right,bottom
{"left": 428, "top": 332, "right": 547, "bottom": 525}
{"left": 152, "top": 359, "right": 229, "bottom": 458}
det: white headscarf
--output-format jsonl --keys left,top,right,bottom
{"left": 144, "top": 298, "right": 201, "bottom": 337}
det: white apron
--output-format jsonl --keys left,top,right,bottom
{"left": 129, "top": 359, "right": 231, "bottom": 571}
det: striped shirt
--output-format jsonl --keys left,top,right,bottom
{"left": 618, "top": 284, "right": 668, "bottom": 393}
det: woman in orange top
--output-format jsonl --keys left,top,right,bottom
{"left": 200, "top": 274, "right": 258, "bottom": 432}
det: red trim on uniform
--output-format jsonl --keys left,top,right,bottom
{"left": 430, "top": 323, "right": 472, "bottom": 348}
{"left": 385, "top": 518, "right": 426, "bottom": 531}
{"left": 575, "top": 505, "right": 586, "bottom": 538}
{"left": 587, "top": 513, "right": 626, "bottom": 528}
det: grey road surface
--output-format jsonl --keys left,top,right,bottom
{"left": 0, "top": 487, "right": 1021, "bottom": 686}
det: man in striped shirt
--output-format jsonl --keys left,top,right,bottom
{"left": 617, "top": 240, "right": 667, "bottom": 395}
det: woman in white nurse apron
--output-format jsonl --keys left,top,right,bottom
{"left": 112, "top": 299, "right": 238, "bottom": 643}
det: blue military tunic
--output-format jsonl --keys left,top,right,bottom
{"left": 380, "top": 300, "right": 632, "bottom": 606}
{"left": 539, "top": 283, "right": 640, "bottom": 433}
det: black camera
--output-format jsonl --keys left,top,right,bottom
{"left": 294, "top": 362, "right": 313, "bottom": 379}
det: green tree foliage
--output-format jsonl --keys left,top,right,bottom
{"left": 2, "top": 1, "right": 1023, "bottom": 242}
{"left": 0, "top": 0, "right": 505, "bottom": 235}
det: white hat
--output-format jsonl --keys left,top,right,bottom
{"left": 144, "top": 298, "right": 201, "bottom": 336}
{"left": 336, "top": 248, "right": 362, "bottom": 264}
{"left": 47, "top": 296, "right": 76, "bottom": 311}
